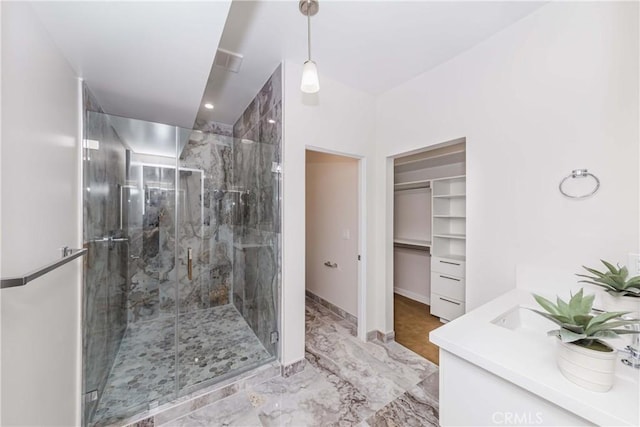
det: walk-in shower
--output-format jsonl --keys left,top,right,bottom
{"left": 81, "top": 65, "right": 282, "bottom": 426}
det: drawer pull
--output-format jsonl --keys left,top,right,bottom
{"left": 439, "top": 297, "right": 461, "bottom": 306}
{"left": 440, "top": 260, "right": 460, "bottom": 266}
{"left": 440, "top": 275, "right": 461, "bottom": 282}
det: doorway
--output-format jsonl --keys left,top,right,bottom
{"left": 305, "top": 149, "right": 363, "bottom": 338}
{"left": 392, "top": 140, "right": 466, "bottom": 365}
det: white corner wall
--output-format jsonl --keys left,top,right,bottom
{"left": 306, "top": 151, "right": 359, "bottom": 316}
{"left": 282, "top": 61, "right": 376, "bottom": 364}
{"left": 1, "top": 3, "right": 81, "bottom": 425}
{"left": 375, "top": 1, "right": 639, "bottom": 332}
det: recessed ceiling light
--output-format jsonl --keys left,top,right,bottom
{"left": 268, "top": 119, "right": 276, "bottom": 124}
{"left": 204, "top": 103, "right": 214, "bottom": 110}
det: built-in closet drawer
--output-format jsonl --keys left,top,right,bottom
{"left": 431, "top": 272, "right": 465, "bottom": 301}
{"left": 431, "top": 293, "right": 465, "bottom": 321}
{"left": 432, "top": 256, "right": 465, "bottom": 277}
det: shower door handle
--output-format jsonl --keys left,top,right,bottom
{"left": 187, "top": 248, "right": 193, "bottom": 281}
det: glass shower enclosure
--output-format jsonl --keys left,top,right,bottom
{"left": 81, "top": 105, "right": 280, "bottom": 426}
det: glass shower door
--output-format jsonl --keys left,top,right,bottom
{"left": 83, "top": 111, "right": 181, "bottom": 426}
{"left": 176, "top": 128, "right": 280, "bottom": 395}
{"left": 83, "top": 101, "right": 282, "bottom": 425}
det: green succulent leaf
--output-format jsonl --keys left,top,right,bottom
{"left": 620, "top": 266, "right": 629, "bottom": 279}
{"left": 558, "top": 328, "right": 587, "bottom": 343}
{"left": 586, "top": 311, "right": 631, "bottom": 330}
{"left": 579, "top": 261, "right": 640, "bottom": 292}
{"left": 625, "top": 276, "right": 640, "bottom": 289}
{"left": 591, "top": 330, "right": 619, "bottom": 339}
{"left": 578, "top": 279, "right": 614, "bottom": 291}
{"left": 561, "top": 323, "right": 585, "bottom": 334}
{"left": 532, "top": 294, "right": 560, "bottom": 315}
{"left": 528, "top": 309, "right": 567, "bottom": 327}
{"left": 569, "top": 289, "right": 584, "bottom": 315}
{"left": 582, "top": 266, "right": 608, "bottom": 279}
{"left": 556, "top": 296, "right": 569, "bottom": 313}
{"left": 547, "top": 330, "right": 561, "bottom": 338}
{"left": 573, "top": 315, "right": 593, "bottom": 327}
{"left": 581, "top": 293, "right": 595, "bottom": 314}
{"left": 601, "top": 260, "right": 619, "bottom": 275}
{"left": 586, "top": 320, "right": 638, "bottom": 335}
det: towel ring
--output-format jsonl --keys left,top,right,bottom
{"left": 559, "top": 169, "right": 600, "bottom": 199}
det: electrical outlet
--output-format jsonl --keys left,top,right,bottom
{"left": 628, "top": 253, "right": 640, "bottom": 276}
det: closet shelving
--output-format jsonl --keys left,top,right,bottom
{"left": 393, "top": 237, "right": 431, "bottom": 250}
{"left": 394, "top": 180, "right": 431, "bottom": 191}
{"left": 430, "top": 175, "right": 466, "bottom": 322}
{"left": 393, "top": 142, "right": 467, "bottom": 322}
{"left": 431, "top": 176, "right": 466, "bottom": 255}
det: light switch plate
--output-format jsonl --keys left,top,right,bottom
{"left": 628, "top": 253, "right": 640, "bottom": 276}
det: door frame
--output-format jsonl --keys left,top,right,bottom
{"left": 305, "top": 145, "right": 367, "bottom": 341}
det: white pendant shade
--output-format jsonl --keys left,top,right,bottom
{"left": 300, "top": 60, "right": 320, "bottom": 93}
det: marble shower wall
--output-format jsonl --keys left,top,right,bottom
{"left": 82, "top": 85, "right": 129, "bottom": 423}
{"left": 123, "top": 123, "right": 237, "bottom": 322}
{"left": 177, "top": 131, "right": 235, "bottom": 314}
{"left": 232, "top": 64, "right": 282, "bottom": 356}
{"left": 193, "top": 119, "right": 233, "bottom": 137}
{"left": 125, "top": 162, "right": 178, "bottom": 323}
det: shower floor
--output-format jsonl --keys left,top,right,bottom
{"left": 92, "top": 304, "right": 272, "bottom": 426}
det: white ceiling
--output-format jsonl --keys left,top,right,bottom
{"left": 29, "top": 0, "right": 546, "bottom": 130}
{"left": 198, "top": 0, "right": 546, "bottom": 125}
{"left": 102, "top": 113, "right": 192, "bottom": 158}
{"left": 30, "top": 1, "right": 232, "bottom": 129}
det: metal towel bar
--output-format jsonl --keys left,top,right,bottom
{"left": 1, "top": 248, "right": 87, "bottom": 289}
{"left": 559, "top": 169, "right": 600, "bottom": 199}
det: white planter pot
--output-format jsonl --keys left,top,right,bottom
{"left": 599, "top": 292, "right": 640, "bottom": 317}
{"left": 556, "top": 341, "right": 617, "bottom": 392}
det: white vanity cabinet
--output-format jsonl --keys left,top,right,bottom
{"left": 430, "top": 176, "right": 466, "bottom": 321}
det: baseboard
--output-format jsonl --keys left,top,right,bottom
{"left": 281, "top": 358, "right": 306, "bottom": 377}
{"left": 366, "top": 329, "right": 395, "bottom": 343}
{"left": 394, "top": 287, "right": 430, "bottom": 305}
{"left": 305, "top": 290, "right": 358, "bottom": 326}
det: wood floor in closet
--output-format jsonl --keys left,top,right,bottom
{"left": 394, "top": 293, "right": 442, "bottom": 365}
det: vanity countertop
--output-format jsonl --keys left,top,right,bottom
{"left": 430, "top": 289, "right": 639, "bottom": 426}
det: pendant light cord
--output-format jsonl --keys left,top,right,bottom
{"left": 307, "top": 2, "right": 312, "bottom": 61}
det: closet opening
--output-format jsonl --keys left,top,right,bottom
{"left": 305, "top": 149, "right": 365, "bottom": 339}
{"left": 392, "top": 139, "right": 466, "bottom": 365}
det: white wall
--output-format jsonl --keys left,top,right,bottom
{"left": 394, "top": 189, "right": 431, "bottom": 241}
{"left": 393, "top": 187, "right": 431, "bottom": 304}
{"left": 375, "top": 1, "right": 639, "bottom": 333}
{"left": 1, "top": 3, "right": 81, "bottom": 425}
{"left": 393, "top": 247, "right": 431, "bottom": 305}
{"left": 282, "top": 60, "right": 376, "bottom": 364}
{"left": 305, "top": 151, "right": 359, "bottom": 316}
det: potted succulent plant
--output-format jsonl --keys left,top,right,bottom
{"left": 531, "top": 288, "right": 640, "bottom": 392}
{"left": 577, "top": 260, "right": 640, "bottom": 316}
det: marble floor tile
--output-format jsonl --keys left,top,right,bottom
{"left": 305, "top": 296, "right": 357, "bottom": 337}
{"left": 305, "top": 303, "right": 429, "bottom": 397}
{"left": 362, "top": 340, "right": 438, "bottom": 383}
{"left": 100, "top": 298, "right": 439, "bottom": 427}
{"left": 365, "top": 372, "right": 440, "bottom": 427}
{"left": 249, "top": 359, "right": 374, "bottom": 426}
{"left": 160, "top": 392, "right": 262, "bottom": 427}
{"left": 92, "top": 305, "right": 272, "bottom": 426}
{"left": 242, "top": 299, "right": 440, "bottom": 427}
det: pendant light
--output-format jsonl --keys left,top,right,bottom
{"left": 299, "top": 0, "right": 320, "bottom": 93}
